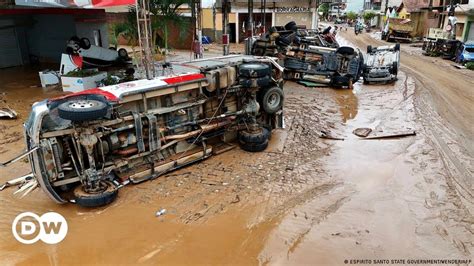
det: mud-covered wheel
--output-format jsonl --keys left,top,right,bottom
{"left": 284, "top": 21, "right": 297, "bottom": 32}
{"left": 74, "top": 181, "right": 118, "bottom": 208}
{"left": 394, "top": 43, "right": 400, "bottom": 51}
{"left": 239, "top": 127, "right": 270, "bottom": 144}
{"left": 336, "top": 46, "right": 355, "bottom": 55}
{"left": 58, "top": 98, "right": 109, "bottom": 122}
{"left": 79, "top": 37, "right": 91, "bottom": 49}
{"left": 239, "top": 63, "right": 271, "bottom": 78}
{"left": 240, "top": 139, "right": 269, "bottom": 152}
{"left": 367, "top": 45, "right": 373, "bottom": 53}
{"left": 260, "top": 86, "right": 284, "bottom": 114}
{"left": 391, "top": 61, "right": 398, "bottom": 76}
{"left": 118, "top": 48, "right": 128, "bottom": 59}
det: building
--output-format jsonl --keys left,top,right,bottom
{"left": 227, "top": 0, "right": 320, "bottom": 43}
{"left": 439, "top": 1, "right": 474, "bottom": 41}
{"left": 363, "top": 0, "right": 383, "bottom": 27}
{"left": 0, "top": 0, "right": 109, "bottom": 68}
{"left": 328, "top": 1, "right": 347, "bottom": 20}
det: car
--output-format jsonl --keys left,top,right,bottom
{"left": 455, "top": 41, "right": 474, "bottom": 64}
{"left": 362, "top": 44, "right": 400, "bottom": 84}
{"left": 284, "top": 45, "right": 364, "bottom": 89}
{"left": 3, "top": 55, "right": 285, "bottom": 207}
{"left": 66, "top": 36, "right": 130, "bottom": 68}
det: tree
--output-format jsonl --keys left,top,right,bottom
{"left": 318, "top": 3, "right": 329, "bottom": 20}
{"left": 346, "top": 11, "right": 358, "bottom": 21}
{"left": 110, "top": 8, "right": 139, "bottom": 49}
{"left": 150, "top": 0, "right": 191, "bottom": 51}
{"left": 362, "top": 11, "right": 377, "bottom": 23}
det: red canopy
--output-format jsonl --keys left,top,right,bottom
{"left": 15, "top": 0, "right": 136, "bottom": 8}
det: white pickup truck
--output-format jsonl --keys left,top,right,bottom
{"left": 362, "top": 44, "right": 400, "bottom": 84}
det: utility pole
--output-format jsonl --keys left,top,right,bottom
{"left": 135, "top": 0, "right": 155, "bottom": 79}
{"left": 247, "top": 0, "right": 254, "bottom": 38}
{"left": 222, "top": 0, "right": 230, "bottom": 55}
{"left": 191, "top": 0, "right": 203, "bottom": 59}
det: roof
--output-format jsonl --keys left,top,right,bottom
{"left": 399, "top": 0, "right": 430, "bottom": 13}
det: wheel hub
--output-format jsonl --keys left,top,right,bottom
{"left": 267, "top": 93, "right": 280, "bottom": 108}
{"left": 69, "top": 101, "right": 96, "bottom": 109}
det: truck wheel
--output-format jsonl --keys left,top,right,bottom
{"left": 74, "top": 181, "right": 118, "bottom": 208}
{"left": 260, "top": 86, "right": 284, "bottom": 114}
{"left": 240, "top": 139, "right": 269, "bottom": 152}
{"left": 367, "top": 45, "right": 373, "bottom": 53}
{"left": 58, "top": 98, "right": 109, "bottom": 122}
{"left": 80, "top": 37, "right": 91, "bottom": 49}
{"left": 394, "top": 43, "right": 400, "bottom": 51}
{"left": 336, "top": 46, "right": 355, "bottom": 56}
{"left": 239, "top": 63, "right": 271, "bottom": 78}
{"left": 391, "top": 61, "right": 398, "bottom": 76}
{"left": 284, "top": 21, "right": 297, "bottom": 32}
{"left": 239, "top": 127, "right": 270, "bottom": 144}
{"left": 118, "top": 48, "right": 128, "bottom": 59}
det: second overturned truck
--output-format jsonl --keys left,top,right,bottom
{"left": 362, "top": 44, "right": 400, "bottom": 84}
{"left": 5, "top": 55, "right": 285, "bottom": 207}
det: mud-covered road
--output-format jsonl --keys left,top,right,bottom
{"left": 0, "top": 31, "right": 472, "bottom": 265}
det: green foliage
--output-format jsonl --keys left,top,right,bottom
{"left": 362, "top": 11, "right": 377, "bottom": 22}
{"left": 465, "top": 62, "right": 474, "bottom": 70}
{"left": 150, "top": 0, "right": 191, "bottom": 50}
{"left": 318, "top": 3, "right": 329, "bottom": 19}
{"left": 346, "top": 11, "right": 358, "bottom": 21}
{"left": 64, "top": 69, "right": 99, "bottom": 77}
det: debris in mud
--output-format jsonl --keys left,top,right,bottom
{"left": 364, "top": 130, "right": 416, "bottom": 139}
{"left": 353, "top": 128, "right": 373, "bottom": 137}
{"left": 0, "top": 107, "right": 17, "bottom": 119}
{"left": 230, "top": 194, "right": 240, "bottom": 204}
{"left": 319, "top": 130, "right": 345, "bottom": 140}
{"left": 0, "top": 173, "right": 34, "bottom": 191}
{"left": 155, "top": 209, "right": 167, "bottom": 217}
{"left": 297, "top": 80, "right": 328, "bottom": 87}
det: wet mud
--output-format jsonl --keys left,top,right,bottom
{"left": 0, "top": 32, "right": 472, "bottom": 265}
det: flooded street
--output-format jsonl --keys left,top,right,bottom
{"left": 0, "top": 31, "right": 473, "bottom": 265}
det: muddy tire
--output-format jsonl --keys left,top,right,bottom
{"left": 239, "top": 63, "right": 271, "bottom": 78}
{"left": 58, "top": 98, "right": 109, "bottom": 122}
{"left": 239, "top": 127, "right": 270, "bottom": 144}
{"left": 391, "top": 61, "right": 398, "bottom": 76}
{"left": 331, "top": 75, "right": 350, "bottom": 87}
{"left": 240, "top": 139, "right": 269, "bottom": 152}
{"left": 394, "top": 43, "right": 400, "bottom": 51}
{"left": 260, "top": 86, "right": 284, "bottom": 114}
{"left": 118, "top": 48, "right": 128, "bottom": 59}
{"left": 74, "top": 181, "right": 118, "bottom": 208}
{"left": 239, "top": 76, "right": 271, "bottom": 88}
{"left": 336, "top": 46, "right": 355, "bottom": 56}
{"left": 80, "top": 37, "right": 91, "bottom": 49}
{"left": 284, "top": 21, "right": 297, "bottom": 32}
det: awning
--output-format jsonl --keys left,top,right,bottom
{"left": 15, "top": 0, "right": 136, "bottom": 8}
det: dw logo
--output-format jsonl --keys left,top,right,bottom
{"left": 12, "top": 212, "right": 68, "bottom": 244}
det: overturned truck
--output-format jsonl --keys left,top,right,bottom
{"left": 2, "top": 55, "right": 284, "bottom": 207}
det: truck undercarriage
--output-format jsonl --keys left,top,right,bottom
{"left": 4, "top": 55, "right": 284, "bottom": 207}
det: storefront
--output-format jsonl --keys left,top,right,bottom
{"left": 230, "top": 0, "right": 318, "bottom": 43}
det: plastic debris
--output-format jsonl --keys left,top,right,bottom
{"left": 155, "top": 209, "right": 167, "bottom": 217}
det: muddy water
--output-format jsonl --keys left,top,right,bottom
{"left": 259, "top": 38, "right": 473, "bottom": 263}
